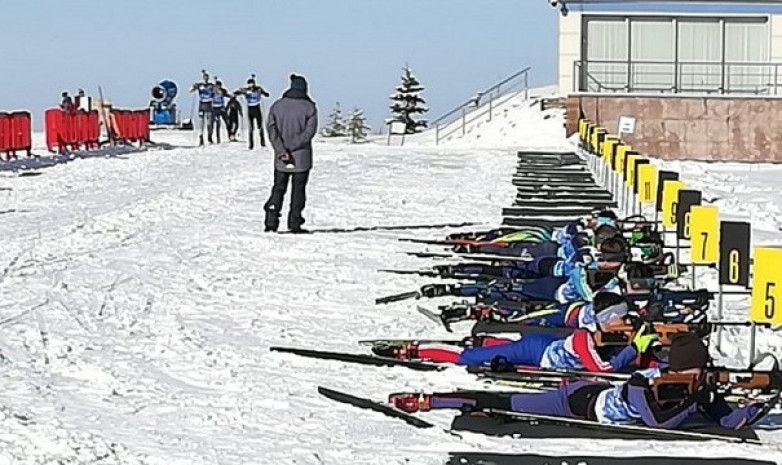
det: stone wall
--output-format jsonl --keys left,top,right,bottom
{"left": 568, "top": 94, "right": 782, "bottom": 161}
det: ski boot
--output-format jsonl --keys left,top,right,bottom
{"left": 388, "top": 393, "right": 431, "bottom": 413}
{"left": 432, "top": 264, "right": 456, "bottom": 278}
{"left": 420, "top": 284, "right": 455, "bottom": 298}
{"left": 198, "top": 135, "right": 204, "bottom": 147}
{"left": 371, "top": 342, "right": 419, "bottom": 360}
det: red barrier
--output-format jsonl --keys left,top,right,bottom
{"left": 45, "top": 109, "right": 62, "bottom": 152}
{"left": 45, "top": 109, "right": 101, "bottom": 153}
{"left": 0, "top": 112, "right": 32, "bottom": 159}
{"left": 0, "top": 113, "right": 9, "bottom": 155}
{"left": 9, "top": 112, "right": 32, "bottom": 157}
{"left": 110, "top": 109, "right": 149, "bottom": 145}
{"left": 87, "top": 111, "right": 99, "bottom": 148}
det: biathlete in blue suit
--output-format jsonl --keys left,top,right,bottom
{"left": 190, "top": 70, "right": 214, "bottom": 146}
{"left": 388, "top": 333, "right": 767, "bottom": 432}
{"left": 240, "top": 74, "right": 270, "bottom": 150}
{"left": 376, "top": 293, "right": 658, "bottom": 374}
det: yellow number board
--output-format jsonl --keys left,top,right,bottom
{"left": 602, "top": 137, "right": 618, "bottom": 163}
{"left": 690, "top": 206, "right": 719, "bottom": 264}
{"left": 615, "top": 145, "right": 629, "bottom": 173}
{"left": 625, "top": 154, "right": 638, "bottom": 187}
{"left": 751, "top": 247, "right": 782, "bottom": 324}
{"left": 661, "top": 180, "right": 686, "bottom": 228}
{"left": 591, "top": 128, "right": 606, "bottom": 154}
{"left": 637, "top": 164, "right": 658, "bottom": 204}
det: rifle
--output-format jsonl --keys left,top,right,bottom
{"left": 595, "top": 321, "right": 708, "bottom": 346}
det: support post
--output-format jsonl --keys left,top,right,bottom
{"left": 716, "top": 283, "right": 723, "bottom": 353}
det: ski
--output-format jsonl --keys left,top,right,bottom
{"left": 379, "top": 269, "right": 439, "bottom": 277}
{"left": 317, "top": 386, "right": 435, "bottom": 429}
{"left": 375, "top": 290, "right": 421, "bottom": 305}
{"left": 276, "top": 221, "right": 481, "bottom": 235}
{"left": 481, "top": 408, "right": 762, "bottom": 443}
{"left": 469, "top": 364, "right": 630, "bottom": 384}
{"left": 404, "top": 252, "right": 535, "bottom": 263}
{"left": 270, "top": 346, "right": 444, "bottom": 371}
{"left": 399, "top": 238, "right": 511, "bottom": 247}
{"left": 446, "top": 453, "right": 777, "bottom": 465}
{"left": 417, "top": 305, "right": 451, "bottom": 331}
{"left": 358, "top": 337, "right": 466, "bottom": 347}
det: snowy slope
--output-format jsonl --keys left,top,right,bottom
{"left": 0, "top": 93, "right": 781, "bottom": 464}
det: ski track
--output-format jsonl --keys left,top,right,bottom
{"left": 1, "top": 94, "right": 781, "bottom": 464}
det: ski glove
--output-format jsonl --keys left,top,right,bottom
{"left": 693, "top": 384, "right": 717, "bottom": 406}
{"left": 632, "top": 325, "right": 659, "bottom": 354}
{"left": 490, "top": 356, "right": 515, "bottom": 373}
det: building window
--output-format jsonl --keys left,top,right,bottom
{"left": 585, "top": 18, "right": 629, "bottom": 90}
{"left": 631, "top": 19, "right": 675, "bottom": 91}
{"left": 580, "top": 15, "right": 770, "bottom": 94}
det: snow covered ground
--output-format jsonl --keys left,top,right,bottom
{"left": 1, "top": 92, "right": 781, "bottom": 464}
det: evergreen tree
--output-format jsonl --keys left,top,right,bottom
{"left": 321, "top": 102, "right": 347, "bottom": 137}
{"left": 389, "top": 65, "right": 428, "bottom": 134}
{"left": 348, "top": 107, "right": 371, "bottom": 143}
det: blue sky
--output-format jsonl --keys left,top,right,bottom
{"left": 0, "top": 0, "right": 557, "bottom": 130}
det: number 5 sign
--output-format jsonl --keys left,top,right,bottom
{"left": 751, "top": 247, "right": 782, "bottom": 325}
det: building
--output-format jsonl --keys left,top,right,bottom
{"left": 557, "top": 0, "right": 782, "bottom": 161}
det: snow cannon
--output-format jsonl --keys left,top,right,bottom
{"left": 149, "top": 80, "right": 180, "bottom": 126}
{"left": 152, "top": 80, "right": 178, "bottom": 107}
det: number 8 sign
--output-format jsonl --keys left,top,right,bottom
{"left": 751, "top": 248, "right": 782, "bottom": 325}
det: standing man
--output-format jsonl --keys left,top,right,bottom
{"left": 241, "top": 74, "right": 270, "bottom": 150}
{"left": 190, "top": 70, "right": 214, "bottom": 146}
{"left": 264, "top": 74, "right": 318, "bottom": 233}
{"left": 210, "top": 80, "right": 229, "bottom": 143}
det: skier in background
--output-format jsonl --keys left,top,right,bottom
{"left": 60, "top": 92, "right": 76, "bottom": 113}
{"left": 189, "top": 70, "right": 214, "bottom": 146}
{"left": 240, "top": 74, "right": 270, "bottom": 149}
{"left": 209, "top": 80, "right": 230, "bottom": 144}
{"left": 225, "top": 91, "right": 243, "bottom": 142}
{"left": 264, "top": 74, "right": 318, "bottom": 233}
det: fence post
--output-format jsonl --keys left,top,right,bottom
{"left": 462, "top": 108, "right": 466, "bottom": 136}
{"left": 488, "top": 93, "right": 493, "bottom": 122}
{"left": 524, "top": 71, "right": 529, "bottom": 100}
{"left": 435, "top": 123, "right": 440, "bottom": 145}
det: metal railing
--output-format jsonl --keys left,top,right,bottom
{"left": 573, "top": 60, "right": 782, "bottom": 95}
{"left": 432, "top": 67, "right": 531, "bottom": 144}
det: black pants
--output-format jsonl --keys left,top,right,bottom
{"left": 248, "top": 106, "right": 265, "bottom": 149}
{"left": 225, "top": 112, "right": 240, "bottom": 138}
{"left": 264, "top": 169, "right": 310, "bottom": 231}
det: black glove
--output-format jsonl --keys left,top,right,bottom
{"left": 693, "top": 385, "right": 717, "bottom": 406}
{"left": 490, "top": 356, "right": 514, "bottom": 373}
{"left": 627, "top": 372, "right": 650, "bottom": 388}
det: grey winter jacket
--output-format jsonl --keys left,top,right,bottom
{"left": 267, "top": 93, "right": 318, "bottom": 173}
